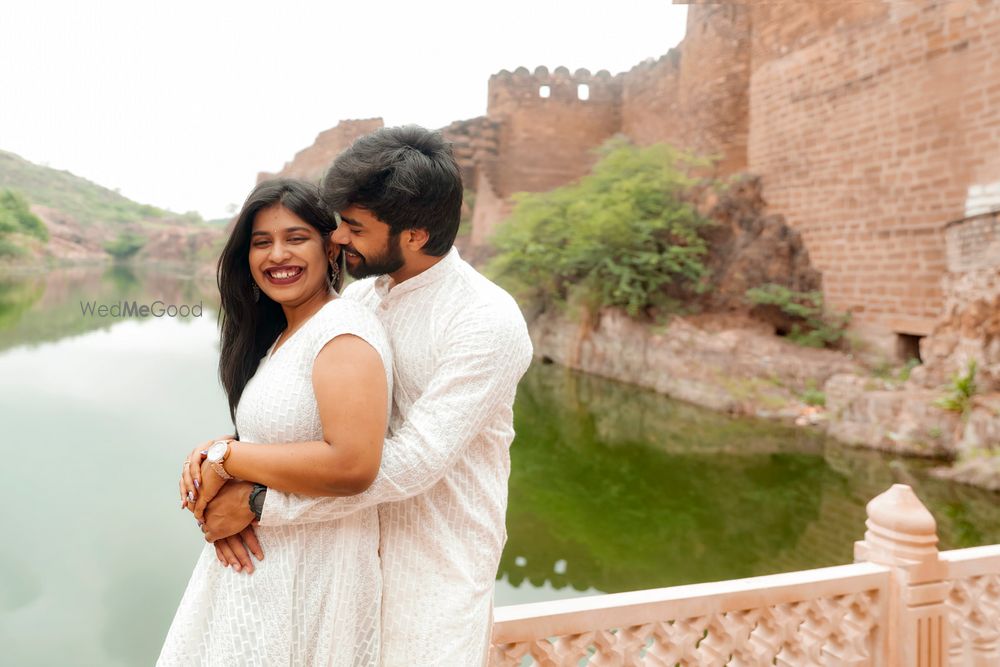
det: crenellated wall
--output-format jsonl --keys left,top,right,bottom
{"left": 486, "top": 67, "right": 622, "bottom": 198}
{"left": 621, "top": 4, "right": 750, "bottom": 176}
{"left": 257, "top": 0, "right": 1000, "bottom": 350}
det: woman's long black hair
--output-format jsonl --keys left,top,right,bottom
{"left": 217, "top": 178, "right": 345, "bottom": 426}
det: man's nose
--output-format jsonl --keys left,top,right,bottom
{"left": 331, "top": 224, "right": 350, "bottom": 244}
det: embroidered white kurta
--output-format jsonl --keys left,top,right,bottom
{"left": 158, "top": 298, "right": 393, "bottom": 667}
{"left": 259, "top": 248, "right": 533, "bottom": 666}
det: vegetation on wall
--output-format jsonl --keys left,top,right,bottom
{"left": 745, "top": 284, "right": 850, "bottom": 349}
{"left": 935, "top": 360, "right": 979, "bottom": 416}
{"left": 487, "top": 139, "right": 712, "bottom": 318}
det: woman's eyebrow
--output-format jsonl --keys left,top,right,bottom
{"left": 251, "top": 226, "right": 312, "bottom": 236}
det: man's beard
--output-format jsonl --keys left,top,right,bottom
{"left": 344, "top": 233, "right": 405, "bottom": 279}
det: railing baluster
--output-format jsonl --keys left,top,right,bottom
{"left": 490, "top": 485, "right": 1000, "bottom": 666}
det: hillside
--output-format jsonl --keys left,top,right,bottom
{"left": 0, "top": 149, "right": 195, "bottom": 227}
{"left": 0, "top": 149, "right": 223, "bottom": 269}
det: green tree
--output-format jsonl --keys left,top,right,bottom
{"left": 488, "top": 139, "right": 711, "bottom": 318}
{"left": 104, "top": 232, "right": 146, "bottom": 261}
{"left": 0, "top": 189, "right": 49, "bottom": 256}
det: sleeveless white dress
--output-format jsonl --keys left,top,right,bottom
{"left": 157, "top": 298, "right": 392, "bottom": 667}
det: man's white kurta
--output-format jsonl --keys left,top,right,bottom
{"left": 258, "top": 248, "right": 533, "bottom": 666}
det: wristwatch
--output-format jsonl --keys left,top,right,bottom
{"left": 206, "top": 440, "right": 234, "bottom": 480}
{"left": 249, "top": 484, "right": 267, "bottom": 521}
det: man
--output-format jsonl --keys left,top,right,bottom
{"left": 200, "top": 125, "right": 533, "bottom": 665}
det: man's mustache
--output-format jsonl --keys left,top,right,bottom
{"left": 342, "top": 245, "right": 365, "bottom": 261}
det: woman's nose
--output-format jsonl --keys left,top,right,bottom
{"left": 268, "top": 240, "right": 292, "bottom": 262}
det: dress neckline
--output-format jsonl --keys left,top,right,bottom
{"left": 266, "top": 297, "right": 338, "bottom": 361}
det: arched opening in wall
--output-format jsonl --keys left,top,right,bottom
{"left": 577, "top": 84, "right": 590, "bottom": 101}
{"left": 539, "top": 85, "right": 550, "bottom": 99}
{"left": 895, "top": 333, "right": 924, "bottom": 364}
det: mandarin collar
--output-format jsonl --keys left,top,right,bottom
{"left": 373, "top": 247, "right": 461, "bottom": 300}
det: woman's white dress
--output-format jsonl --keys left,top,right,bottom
{"left": 157, "top": 298, "right": 393, "bottom": 667}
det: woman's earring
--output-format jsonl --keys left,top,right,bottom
{"left": 328, "top": 257, "right": 340, "bottom": 290}
{"left": 251, "top": 280, "right": 260, "bottom": 302}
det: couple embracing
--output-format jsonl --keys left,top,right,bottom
{"left": 157, "top": 126, "right": 533, "bottom": 666}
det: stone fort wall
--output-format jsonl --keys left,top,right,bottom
{"left": 746, "top": 0, "right": 1000, "bottom": 343}
{"left": 260, "top": 0, "right": 1000, "bottom": 351}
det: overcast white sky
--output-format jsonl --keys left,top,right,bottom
{"left": 0, "top": 1, "right": 688, "bottom": 219}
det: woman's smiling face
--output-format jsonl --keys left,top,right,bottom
{"left": 249, "top": 203, "right": 336, "bottom": 306}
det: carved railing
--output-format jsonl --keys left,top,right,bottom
{"left": 490, "top": 484, "right": 1000, "bottom": 666}
{"left": 944, "top": 545, "right": 1000, "bottom": 665}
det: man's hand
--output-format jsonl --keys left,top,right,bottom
{"left": 193, "top": 459, "right": 226, "bottom": 523}
{"left": 201, "top": 480, "right": 257, "bottom": 542}
{"left": 214, "top": 524, "right": 263, "bottom": 574}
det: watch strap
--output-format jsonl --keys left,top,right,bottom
{"left": 210, "top": 440, "right": 234, "bottom": 480}
{"left": 249, "top": 484, "right": 267, "bottom": 521}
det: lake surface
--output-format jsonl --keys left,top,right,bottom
{"left": 2, "top": 265, "right": 999, "bottom": 665}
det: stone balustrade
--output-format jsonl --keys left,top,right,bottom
{"left": 490, "top": 484, "right": 1000, "bottom": 666}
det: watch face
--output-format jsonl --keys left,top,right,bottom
{"left": 207, "top": 440, "right": 228, "bottom": 463}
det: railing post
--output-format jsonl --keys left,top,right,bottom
{"left": 855, "top": 484, "right": 950, "bottom": 667}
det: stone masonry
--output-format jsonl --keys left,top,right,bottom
{"left": 261, "top": 0, "right": 1000, "bottom": 352}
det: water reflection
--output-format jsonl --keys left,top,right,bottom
{"left": 0, "top": 264, "right": 218, "bottom": 353}
{"left": 0, "top": 266, "right": 998, "bottom": 664}
{"left": 501, "top": 362, "right": 1000, "bottom": 596}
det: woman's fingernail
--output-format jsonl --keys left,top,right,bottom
{"left": 187, "top": 491, "right": 195, "bottom": 502}
{"left": 233, "top": 564, "right": 241, "bottom": 572}
{"left": 194, "top": 479, "right": 200, "bottom": 490}
{"left": 200, "top": 450, "right": 208, "bottom": 456}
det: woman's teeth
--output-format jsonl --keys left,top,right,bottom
{"left": 268, "top": 267, "right": 301, "bottom": 279}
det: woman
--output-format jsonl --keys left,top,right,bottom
{"left": 157, "top": 179, "right": 392, "bottom": 666}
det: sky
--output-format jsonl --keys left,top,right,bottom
{"left": 0, "top": 1, "right": 688, "bottom": 220}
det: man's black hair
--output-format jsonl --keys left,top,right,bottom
{"left": 320, "top": 125, "right": 463, "bottom": 257}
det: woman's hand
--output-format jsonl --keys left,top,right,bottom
{"left": 179, "top": 435, "right": 234, "bottom": 512}
{"left": 193, "top": 459, "right": 227, "bottom": 523}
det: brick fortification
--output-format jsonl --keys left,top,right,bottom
{"left": 262, "top": 0, "right": 1000, "bottom": 351}
{"left": 258, "top": 118, "right": 385, "bottom": 184}
{"left": 744, "top": 0, "right": 1000, "bottom": 347}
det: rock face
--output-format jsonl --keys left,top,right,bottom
{"left": 825, "top": 374, "right": 959, "bottom": 457}
{"left": 822, "top": 211, "right": 1000, "bottom": 475}
{"left": 257, "top": 118, "right": 385, "bottom": 184}
{"left": 697, "top": 175, "right": 822, "bottom": 319}
{"left": 135, "top": 223, "right": 224, "bottom": 269}
{"left": 530, "top": 308, "right": 861, "bottom": 417}
{"left": 31, "top": 205, "right": 106, "bottom": 261}
{"left": 915, "top": 210, "right": 1000, "bottom": 392}
{"left": 22, "top": 205, "right": 225, "bottom": 272}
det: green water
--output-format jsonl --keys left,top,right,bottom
{"left": 1, "top": 266, "right": 998, "bottom": 665}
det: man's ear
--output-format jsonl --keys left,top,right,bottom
{"left": 404, "top": 228, "right": 429, "bottom": 252}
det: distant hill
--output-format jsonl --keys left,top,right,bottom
{"left": 0, "top": 149, "right": 223, "bottom": 268}
{"left": 0, "top": 149, "right": 197, "bottom": 227}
